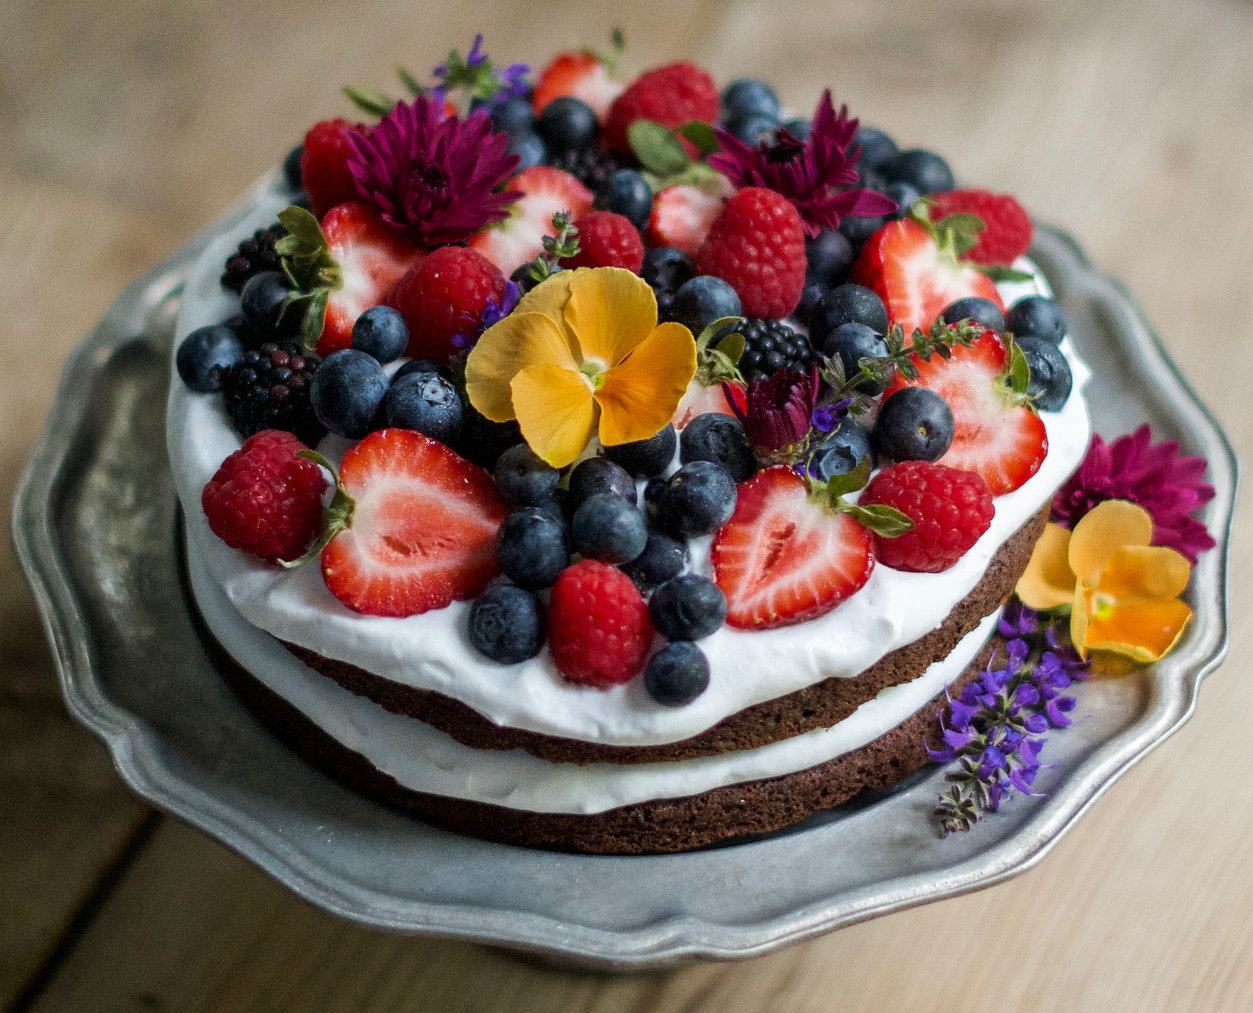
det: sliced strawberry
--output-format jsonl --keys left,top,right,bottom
{"left": 646, "top": 182, "right": 730, "bottom": 258}
{"left": 882, "top": 329, "right": 1047, "bottom": 495}
{"left": 531, "top": 51, "right": 624, "bottom": 119}
{"left": 672, "top": 377, "right": 747, "bottom": 430}
{"left": 852, "top": 219, "right": 1003, "bottom": 333}
{"left": 468, "top": 166, "right": 593, "bottom": 276}
{"left": 300, "top": 118, "right": 362, "bottom": 220}
{"left": 315, "top": 203, "right": 423, "bottom": 355}
{"left": 712, "top": 467, "right": 874, "bottom": 630}
{"left": 321, "top": 429, "right": 508, "bottom": 617}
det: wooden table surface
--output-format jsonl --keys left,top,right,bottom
{"left": 3, "top": 1, "right": 1249, "bottom": 1009}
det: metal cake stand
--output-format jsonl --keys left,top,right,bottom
{"left": 11, "top": 189, "right": 1237, "bottom": 970}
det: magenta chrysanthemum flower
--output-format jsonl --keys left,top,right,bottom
{"left": 708, "top": 90, "right": 897, "bottom": 237}
{"left": 347, "top": 95, "right": 521, "bottom": 246}
{"left": 733, "top": 366, "right": 820, "bottom": 464}
{"left": 1052, "top": 423, "right": 1215, "bottom": 563}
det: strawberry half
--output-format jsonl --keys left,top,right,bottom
{"left": 531, "top": 51, "right": 624, "bottom": 119}
{"left": 468, "top": 166, "right": 593, "bottom": 276}
{"left": 712, "top": 467, "right": 874, "bottom": 630}
{"left": 321, "top": 429, "right": 508, "bottom": 617}
{"left": 672, "top": 377, "right": 747, "bottom": 430}
{"left": 853, "top": 218, "right": 1003, "bottom": 333}
{"left": 882, "top": 328, "right": 1047, "bottom": 495}
{"left": 317, "top": 203, "right": 423, "bottom": 355}
{"left": 646, "top": 181, "right": 731, "bottom": 258}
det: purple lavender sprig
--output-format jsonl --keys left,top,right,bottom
{"left": 930, "top": 603, "right": 1089, "bottom": 834}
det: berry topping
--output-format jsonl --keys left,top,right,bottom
{"left": 646, "top": 183, "right": 727, "bottom": 259}
{"left": 221, "top": 223, "right": 287, "bottom": 294}
{"left": 643, "top": 642, "right": 710, "bottom": 707}
{"left": 939, "top": 296, "right": 1006, "bottom": 332}
{"left": 571, "top": 493, "right": 648, "bottom": 564}
{"left": 468, "top": 166, "right": 594, "bottom": 276}
{"left": 648, "top": 574, "right": 727, "bottom": 641}
{"left": 805, "top": 417, "right": 873, "bottom": 481}
{"left": 493, "top": 443, "right": 560, "bottom": 507}
{"left": 201, "top": 430, "right": 328, "bottom": 563}
{"left": 531, "top": 50, "right": 624, "bottom": 119}
{"left": 221, "top": 339, "right": 324, "bottom": 447}
{"left": 808, "top": 283, "right": 889, "bottom": 349}
{"left": 1015, "top": 336, "right": 1073, "bottom": 412}
{"left": 300, "top": 118, "right": 362, "bottom": 220}
{"left": 536, "top": 96, "right": 599, "bottom": 156}
{"left": 467, "top": 586, "right": 546, "bottom": 664}
{"left": 321, "top": 429, "right": 508, "bottom": 616}
{"left": 818, "top": 322, "right": 888, "bottom": 395}
{"left": 882, "top": 327, "right": 1047, "bottom": 494}
{"left": 671, "top": 376, "right": 747, "bottom": 431}
{"left": 679, "top": 413, "right": 756, "bottom": 483}
{"left": 594, "top": 168, "right": 653, "bottom": 231}
{"left": 568, "top": 456, "right": 636, "bottom": 508}
{"left": 873, "top": 387, "right": 955, "bottom": 463}
{"left": 310, "top": 348, "right": 389, "bottom": 440}
{"left": 177, "top": 325, "right": 244, "bottom": 393}
{"left": 853, "top": 217, "right": 1004, "bottom": 333}
{"left": 695, "top": 187, "right": 807, "bottom": 320}
{"left": 1006, "top": 295, "right": 1067, "bottom": 344}
{"left": 735, "top": 318, "right": 815, "bottom": 381}
{"left": 560, "top": 210, "right": 644, "bottom": 272}
{"left": 602, "top": 61, "right": 719, "bottom": 154}
{"left": 711, "top": 466, "right": 874, "bottom": 629}
{"left": 620, "top": 531, "right": 689, "bottom": 592}
{"left": 384, "top": 370, "right": 464, "bottom": 443}
{"left": 496, "top": 507, "right": 570, "bottom": 589}
{"left": 929, "top": 189, "right": 1033, "bottom": 266}
{"left": 603, "top": 423, "right": 677, "bottom": 478}
{"left": 547, "top": 559, "right": 653, "bottom": 687}
{"left": 351, "top": 305, "right": 409, "bottom": 364}
{"left": 653, "top": 460, "right": 738, "bottom": 538}
{"left": 881, "top": 148, "right": 954, "bottom": 195}
{"left": 385, "top": 244, "right": 506, "bottom": 362}
{"left": 862, "top": 460, "right": 994, "bottom": 572}
{"left": 667, "top": 275, "right": 742, "bottom": 334}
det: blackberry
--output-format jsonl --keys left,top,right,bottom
{"left": 221, "top": 223, "right": 287, "bottom": 294}
{"left": 221, "top": 339, "right": 324, "bottom": 447}
{"left": 548, "top": 143, "right": 631, "bottom": 192}
{"left": 736, "top": 318, "right": 815, "bottom": 380}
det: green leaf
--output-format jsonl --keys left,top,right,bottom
{"left": 713, "top": 332, "right": 745, "bottom": 365}
{"left": 935, "top": 212, "right": 986, "bottom": 234}
{"left": 342, "top": 85, "right": 396, "bottom": 117}
{"left": 627, "top": 119, "right": 692, "bottom": 177}
{"left": 979, "top": 265, "right": 1035, "bottom": 283}
{"left": 695, "top": 316, "right": 743, "bottom": 350}
{"left": 823, "top": 457, "right": 872, "bottom": 502}
{"left": 396, "top": 66, "right": 424, "bottom": 97}
{"left": 1007, "top": 337, "right": 1031, "bottom": 397}
{"left": 676, "top": 120, "right": 718, "bottom": 156}
{"left": 846, "top": 503, "right": 914, "bottom": 537}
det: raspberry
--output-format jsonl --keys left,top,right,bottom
{"left": 201, "top": 430, "right": 328, "bottom": 562}
{"left": 547, "top": 560, "right": 654, "bottom": 687}
{"left": 695, "top": 187, "right": 807, "bottom": 319}
{"left": 862, "top": 461, "right": 994, "bottom": 573}
{"left": 386, "top": 246, "right": 507, "bottom": 362}
{"left": 300, "top": 119, "right": 362, "bottom": 220}
{"left": 929, "top": 189, "right": 1033, "bottom": 266}
{"left": 562, "top": 211, "right": 644, "bottom": 272}
{"left": 602, "top": 62, "right": 719, "bottom": 155}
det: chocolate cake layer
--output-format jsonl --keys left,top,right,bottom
{"left": 217, "top": 629, "right": 996, "bottom": 854}
{"left": 282, "top": 504, "right": 1048, "bottom": 766}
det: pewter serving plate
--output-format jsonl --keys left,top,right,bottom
{"left": 12, "top": 187, "right": 1236, "bottom": 971}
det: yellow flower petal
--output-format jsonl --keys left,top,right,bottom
{"left": 1084, "top": 598, "right": 1193, "bottom": 663}
{"left": 464, "top": 312, "right": 579, "bottom": 422}
{"left": 564, "top": 268, "right": 658, "bottom": 366}
{"left": 510, "top": 362, "right": 598, "bottom": 468}
{"left": 1070, "top": 585, "right": 1091, "bottom": 660}
{"left": 595, "top": 322, "right": 698, "bottom": 446}
{"left": 1068, "top": 500, "right": 1153, "bottom": 586}
{"left": 1016, "top": 523, "right": 1075, "bottom": 610}
{"left": 513, "top": 270, "right": 580, "bottom": 354}
{"left": 1098, "top": 545, "right": 1192, "bottom": 603}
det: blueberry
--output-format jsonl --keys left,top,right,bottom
{"left": 467, "top": 585, "right": 546, "bottom": 664}
{"left": 393, "top": 358, "right": 453, "bottom": 382}
{"left": 604, "top": 424, "right": 677, "bottom": 478}
{"left": 240, "top": 271, "right": 295, "bottom": 334}
{"left": 796, "top": 281, "right": 826, "bottom": 327}
{"left": 493, "top": 443, "right": 560, "bottom": 507}
{"left": 568, "top": 456, "right": 636, "bottom": 508}
{"left": 854, "top": 126, "right": 898, "bottom": 173}
{"left": 644, "top": 642, "right": 710, "bottom": 706}
{"left": 641, "top": 476, "right": 667, "bottom": 526}
{"left": 669, "top": 276, "right": 741, "bottom": 334}
{"left": 655, "top": 461, "right": 737, "bottom": 538}
{"left": 282, "top": 145, "right": 304, "bottom": 191}
{"left": 642, "top": 246, "right": 695, "bottom": 293}
{"left": 507, "top": 130, "right": 547, "bottom": 170}
{"left": 176, "top": 324, "right": 244, "bottom": 392}
{"left": 883, "top": 181, "right": 922, "bottom": 221}
{"left": 805, "top": 229, "right": 855, "bottom": 288}
{"left": 806, "top": 418, "right": 873, "bottom": 481}
{"left": 571, "top": 493, "right": 648, "bottom": 564}
{"left": 352, "top": 305, "right": 409, "bottom": 364}
{"left": 726, "top": 112, "right": 781, "bottom": 146}
{"left": 874, "top": 387, "right": 955, "bottom": 462}
{"left": 1006, "top": 296, "right": 1066, "bottom": 344}
{"left": 809, "top": 284, "right": 889, "bottom": 348}
{"left": 487, "top": 95, "right": 535, "bottom": 136}
{"left": 385, "top": 371, "right": 463, "bottom": 442}
{"left": 820, "top": 322, "right": 890, "bottom": 395}
{"left": 720, "top": 78, "right": 780, "bottom": 122}
{"left": 941, "top": 297, "right": 1006, "bottom": 332}
{"left": 594, "top": 169, "right": 652, "bottom": 231}
{"left": 679, "top": 414, "right": 755, "bottom": 483}
{"left": 496, "top": 508, "right": 570, "bottom": 589}
{"left": 648, "top": 574, "right": 727, "bottom": 641}
{"left": 782, "top": 118, "right": 812, "bottom": 141}
{"left": 536, "top": 96, "right": 598, "bottom": 154}
{"left": 839, "top": 212, "right": 888, "bottom": 246}
{"left": 620, "top": 532, "right": 688, "bottom": 591}
{"left": 1015, "top": 336, "right": 1073, "bottom": 411}
{"left": 883, "top": 148, "right": 955, "bottom": 194}
{"left": 310, "top": 349, "right": 388, "bottom": 438}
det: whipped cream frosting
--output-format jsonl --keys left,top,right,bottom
{"left": 189, "top": 544, "right": 1000, "bottom": 814}
{"left": 168, "top": 177, "right": 1092, "bottom": 749}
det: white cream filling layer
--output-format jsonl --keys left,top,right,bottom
{"left": 191, "top": 545, "right": 1000, "bottom": 814}
{"left": 168, "top": 178, "right": 1091, "bottom": 749}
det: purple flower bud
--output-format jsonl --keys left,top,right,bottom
{"left": 734, "top": 367, "right": 820, "bottom": 464}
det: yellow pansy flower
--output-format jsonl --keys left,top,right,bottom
{"left": 1017, "top": 499, "right": 1192, "bottom": 665}
{"left": 464, "top": 268, "right": 698, "bottom": 468}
